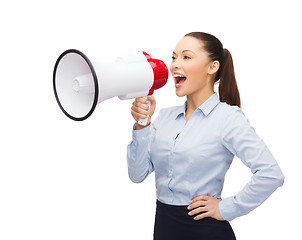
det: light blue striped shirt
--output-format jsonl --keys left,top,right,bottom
{"left": 127, "top": 93, "right": 284, "bottom": 221}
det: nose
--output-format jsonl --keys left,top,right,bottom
{"left": 170, "top": 58, "right": 181, "bottom": 71}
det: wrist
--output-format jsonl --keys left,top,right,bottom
{"left": 135, "top": 115, "right": 151, "bottom": 130}
{"left": 136, "top": 121, "right": 151, "bottom": 130}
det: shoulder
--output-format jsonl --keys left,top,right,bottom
{"left": 215, "top": 103, "right": 253, "bottom": 138}
{"left": 150, "top": 104, "right": 183, "bottom": 128}
{"left": 215, "top": 102, "right": 245, "bottom": 120}
{"left": 216, "top": 102, "right": 240, "bottom": 114}
{"left": 211, "top": 103, "right": 251, "bottom": 134}
{"left": 158, "top": 105, "right": 184, "bottom": 118}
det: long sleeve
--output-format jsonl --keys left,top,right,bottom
{"left": 219, "top": 107, "right": 285, "bottom": 221}
{"left": 127, "top": 114, "right": 159, "bottom": 183}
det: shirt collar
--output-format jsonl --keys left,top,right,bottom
{"left": 174, "top": 103, "right": 187, "bottom": 120}
{"left": 174, "top": 93, "right": 220, "bottom": 119}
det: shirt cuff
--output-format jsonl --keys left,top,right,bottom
{"left": 132, "top": 123, "right": 151, "bottom": 141}
{"left": 219, "top": 196, "right": 241, "bottom": 221}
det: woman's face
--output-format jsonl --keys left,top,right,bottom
{"left": 170, "top": 36, "right": 214, "bottom": 98}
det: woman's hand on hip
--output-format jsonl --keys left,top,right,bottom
{"left": 187, "top": 195, "right": 225, "bottom": 221}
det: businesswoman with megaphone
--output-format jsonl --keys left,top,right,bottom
{"left": 128, "top": 32, "right": 284, "bottom": 240}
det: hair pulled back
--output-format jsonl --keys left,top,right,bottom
{"left": 185, "top": 32, "right": 241, "bottom": 108}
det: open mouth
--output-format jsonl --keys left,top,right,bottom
{"left": 174, "top": 73, "right": 187, "bottom": 88}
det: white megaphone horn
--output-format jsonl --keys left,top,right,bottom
{"left": 53, "top": 49, "right": 169, "bottom": 125}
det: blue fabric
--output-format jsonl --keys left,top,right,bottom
{"left": 127, "top": 93, "right": 284, "bottom": 221}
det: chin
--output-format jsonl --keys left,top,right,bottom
{"left": 175, "top": 89, "right": 187, "bottom": 98}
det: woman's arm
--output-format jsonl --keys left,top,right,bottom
{"left": 127, "top": 96, "right": 157, "bottom": 183}
{"left": 218, "top": 107, "right": 285, "bottom": 221}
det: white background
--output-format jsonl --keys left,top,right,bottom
{"left": 1, "top": 0, "right": 301, "bottom": 239}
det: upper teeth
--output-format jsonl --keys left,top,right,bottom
{"left": 174, "top": 74, "right": 185, "bottom": 77}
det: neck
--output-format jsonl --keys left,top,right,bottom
{"left": 186, "top": 88, "right": 214, "bottom": 114}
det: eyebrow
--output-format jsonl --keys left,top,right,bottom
{"left": 172, "top": 50, "right": 195, "bottom": 55}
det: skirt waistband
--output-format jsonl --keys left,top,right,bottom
{"left": 156, "top": 200, "right": 191, "bottom": 217}
{"left": 154, "top": 200, "right": 236, "bottom": 240}
{"left": 155, "top": 200, "right": 231, "bottom": 226}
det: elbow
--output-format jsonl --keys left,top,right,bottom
{"left": 268, "top": 170, "right": 285, "bottom": 189}
{"left": 262, "top": 162, "right": 285, "bottom": 188}
{"left": 276, "top": 173, "right": 285, "bottom": 188}
{"left": 256, "top": 167, "right": 285, "bottom": 191}
{"left": 128, "top": 170, "right": 149, "bottom": 184}
{"left": 128, "top": 175, "right": 144, "bottom": 184}
{"left": 130, "top": 178, "right": 144, "bottom": 184}
{"left": 273, "top": 165, "right": 285, "bottom": 188}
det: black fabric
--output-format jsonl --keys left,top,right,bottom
{"left": 154, "top": 200, "right": 236, "bottom": 240}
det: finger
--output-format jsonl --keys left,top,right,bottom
{"left": 135, "top": 97, "right": 148, "bottom": 104}
{"left": 191, "top": 195, "right": 210, "bottom": 203}
{"left": 187, "top": 200, "right": 207, "bottom": 210}
{"left": 188, "top": 206, "right": 207, "bottom": 216}
{"left": 147, "top": 97, "right": 156, "bottom": 117}
{"left": 147, "top": 95, "right": 155, "bottom": 104}
{"left": 131, "top": 109, "right": 139, "bottom": 121}
{"left": 131, "top": 105, "right": 149, "bottom": 116}
{"left": 131, "top": 105, "right": 149, "bottom": 114}
{"left": 133, "top": 101, "right": 150, "bottom": 111}
{"left": 131, "top": 109, "right": 148, "bottom": 120}
{"left": 194, "top": 212, "right": 211, "bottom": 221}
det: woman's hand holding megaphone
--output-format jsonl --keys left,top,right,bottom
{"left": 131, "top": 96, "right": 156, "bottom": 130}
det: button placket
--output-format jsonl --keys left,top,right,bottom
{"left": 167, "top": 118, "right": 187, "bottom": 202}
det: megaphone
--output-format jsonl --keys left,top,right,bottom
{"left": 53, "top": 49, "right": 168, "bottom": 125}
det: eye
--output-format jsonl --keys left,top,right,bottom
{"left": 171, "top": 56, "right": 176, "bottom": 61}
{"left": 184, "top": 56, "right": 191, "bottom": 60}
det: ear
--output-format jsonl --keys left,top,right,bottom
{"left": 208, "top": 60, "right": 220, "bottom": 76}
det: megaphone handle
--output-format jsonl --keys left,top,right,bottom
{"left": 137, "top": 96, "right": 150, "bottom": 126}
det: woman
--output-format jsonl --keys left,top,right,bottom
{"left": 127, "top": 32, "right": 284, "bottom": 240}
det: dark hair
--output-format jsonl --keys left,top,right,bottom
{"left": 184, "top": 32, "right": 241, "bottom": 108}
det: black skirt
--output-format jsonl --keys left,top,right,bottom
{"left": 154, "top": 200, "right": 236, "bottom": 240}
